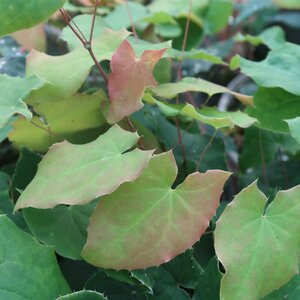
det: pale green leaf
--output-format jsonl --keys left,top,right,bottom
{"left": 273, "top": 0, "right": 300, "bottom": 8}
{"left": 26, "top": 28, "right": 129, "bottom": 105}
{"left": 0, "top": 74, "right": 45, "bottom": 129}
{"left": 215, "top": 182, "right": 300, "bottom": 300}
{"left": 82, "top": 152, "right": 230, "bottom": 269}
{"left": 15, "top": 125, "right": 153, "bottom": 210}
{"left": 0, "top": 0, "right": 65, "bottom": 37}
{"left": 0, "top": 215, "right": 70, "bottom": 300}
{"left": 152, "top": 77, "right": 253, "bottom": 106}
{"left": 286, "top": 117, "right": 300, "bottom": 144}
{"left": 9, "top": 91, "right": 107, "bottom": 152}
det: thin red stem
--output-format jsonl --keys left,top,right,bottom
{"left": 89, "top": 0, "right": 99, "bottom": 43}
{"left": 125, "top": 0, "right": 138, "bottom": 40}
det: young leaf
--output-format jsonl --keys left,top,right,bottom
{"left": 152, "top": 77, "right": 253, "bottom": 106}
{"left": 215, "top": 181, "right": 300, "bottom": 300}
{"left": 0, "top": 0, "right": 66, "bottom": 37}
{"left": 0, "top": 74, "right": 45, "bottom": 129}
{"left": 15, "top": 125, "right": 153, "bottom": 210}
{"left": 0, "top": 215, "right": 70, "bottom": 300}
{"left": 107, "top": 40, "right": 167, "bottom": 123}
{"left": 82, "top": 152, "right": 230, "bottom": 269}
{"left": 26, "top": 29, "right": 130, "bottom": 105}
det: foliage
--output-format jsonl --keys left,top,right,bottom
{"left": 1, "top": 0, "right": 300, "bottom": 299}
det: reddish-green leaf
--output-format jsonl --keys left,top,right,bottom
{"left": 15, "top": 125, "right": 153, "bottom": 210}
{"left": 107, "top": 40, "right": 167, "bottom": 123}
{"left": 215, "top": 182, "right": 300, "bottom": 300}
{"left": 82, "top": 152, "right": 230, "bottom": 270}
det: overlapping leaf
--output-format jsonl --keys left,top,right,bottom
{"left": 215, "top": 181, "right": 300, "bottom": 300}
{"left": 57, "top": 291, "right": 107, "bottom": 300}
{"left": 150, "top": 99, "right": 256, "bottom": 129}
{"left": 286, "top": 117, "right": 300, "bottom": 144}
{"left": 152, "top": 77, "right": 253, "bottom": 106}
{"left": 26, "top": 29, "right": 130, "bottom": 105}
{"left": 9, "top": 91, "right": 107, "bottom": 152}
{"left": 82, "top": 151, "right": 230, "bottom": 269}
{"left": 233, "top": 42, "right": 300, "bottom": 96}
{"left": 0, "top": 74, "right": 45, "bottom": 129}
{"left": 15, "top": 125, "right": 153, "bottom": 210}
{"left": 0, "top": 0, "right": 65, "bottom": 37}
{"left": 107, "top": 40, "right": 167, "bottom": 123}
{"left": 246, "top": 87, "right": 300, "bottom": 133}
{"left": 0, "top": 215, "right": 70, "bottom": 300}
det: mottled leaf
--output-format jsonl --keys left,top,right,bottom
{"left": 107, "top": 40, "right": 166, "bottom": 122}
{"left": 26, "top": 29, "right": 129, "bottom": 105}
{"left": 0, "top": 215, "right": 70, "bottom": 300}
{"left": 15, "top": 125, "right": 153, "bottom": 210}
{"left": 152, "top": 77, "right": 253, "bottom": 106}
{"left": 215, "top": 182, "right": 300, "bottom": 300}
{"left": 0, "top": 0, "right": 65, "bottom": 37}
{"left": 82, "top": 152, "right": 230, "bottom": 269}
{"left": 0, "top": 74, "right": 44, "bottom": 129}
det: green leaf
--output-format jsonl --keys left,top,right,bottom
{"left": 57, "top": 290, "right": 107, "bottom": 300}
{"left": 215, "top": 181, "right": 300, "bottom": 300}
{"left": 0, "top": 0, "right": 65, "bottom": 37}
{"left": 246, "top": 87, "right": 300, "bottom": 133}
{"left": 152, "top": 77, "right": 253, "bottom": 106}
{"left": 82, "top": 152, "right": 230, "bottom": 269}
{"left": 153, "top": 100, "right": 256, "bottom": 129}
{"left": 0, "top": 123, "right": 12, "bottom": 143}
{"left": 0, "top": 74, "right": 45, "bottom": 129}
{"left": 263, "top": 272, "right": 300, "bottom": 299}
{"left": 85, "top": 269, "right": 151, "bottom": 300}
{"left": 286, "top": 117, "right": 300, "bottom": 144}
{"left": 193, "top": 256, "right": 223, "bottom": 300}
{"left": 26, "top": 29, "right": 129, "bottom": 105}
{"left": 23, "top": 200, "right": 99, "bottom": 260}
{"left": 133, "top": 267, "right": 191, "bottom": 300}
{"left": 0, "top": 215, "right": 70, "bottom": 300}
{"left": 61, "top": 15, "right": 109, "bottom": 50}
{"left": 0, "top": 172, "right": 13, "bottom": 215}
{"left": 235, "top": 26, "right": 286, "bottom": 49}
{"left": 9, "top": 91, "right": 107, "bottom": 152}
{"left": 204, "top": 0, "right": 233, "bottom": 34}
{"left": 240, "top": 126, "right": 300, "bottom": 171}
{"left": 273, "top": 0, "right": 300, "bottom": 8}
{"left": 235, "top": 42, "right": 300, "bottom": 96}
{"left": 15, "top": 125, "right": 153, "bottom": 210}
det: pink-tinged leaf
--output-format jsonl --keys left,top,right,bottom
{"left": 15, "top": 125, "right": 153, "bottom": 210}
{"left": 82, "top": 152, "right": 231, "bottom": 270}
{"left": 107, "top": 40, "right": 167, "bottom": 123}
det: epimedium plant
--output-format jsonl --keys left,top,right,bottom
{"left": 1, "top": 0, "right": 300, "bottom": 299}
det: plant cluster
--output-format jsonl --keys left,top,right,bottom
{"left": 1, "top": 0, "right": 300, "bottom": 299}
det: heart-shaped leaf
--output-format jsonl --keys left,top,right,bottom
{"left": 107, "top": 40, "right": 167, "bottom": 123}
{"left": 215, "top": 181, "right": 300, "bottom": 300}
{"left": 82, "top": 151, "right": 230, "bottom": 269}
{"left": 15, "top": 125, "right": 153, "bottom": 210}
